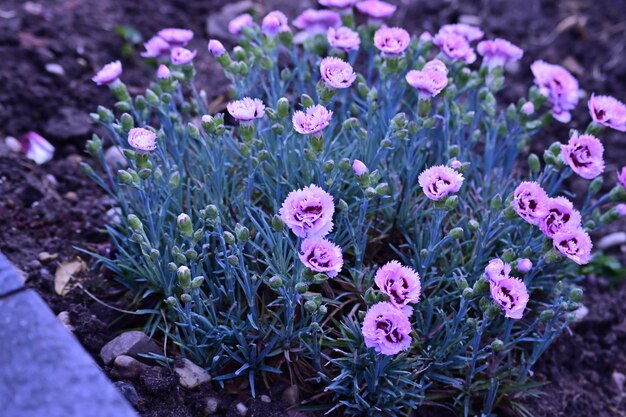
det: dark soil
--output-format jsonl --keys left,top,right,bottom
{"left": 1, "top": 0, "right": 625, "bottom": 416}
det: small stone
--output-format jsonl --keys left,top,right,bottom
{"left": 204, "top": 397, "right": 220, "bottom": 415}
{"left": 65, "top": 191, "right": 78, "bottom": 202}
{"left": 260, "top": 394, "right": 271, "bottom": 403}
{"left": 44, "top": 174, "right": 58, "bottom": 188}
{"left": 111, "top": 355, "right": 150, "bottom": 380}
{"left": 174, "top": 358, "right": 212, "bottom": 389}
{"left": 106, "top": 207, "right": 122, "bottom": 225}
{"left": 235, "top": 402, "right": 248, "bottom": 416}
{"left": 38, "top": 251, "right": 59, "bottom": 263}
{"left": 597, "top": 232, "right": 626, "bottom": 250}
{"left": 114, "top": 381, "right": 141, "bottom": 406}
{"left": 44, "top": 107, "right": 91, "bottom": 141}
{"left": 282, "top": 385, "right": 299, "bottom": 406}
{"left": 573, "top": 304, "right": 589, "bottom": 323}
{"left": 100, "top": 330, "right": 161, "bottom": 365}
{"left": 4, "top": 136, "right": 21, "bottom": 153}
{"left": 612, "top": 371, "right": 626, "bottom": 393}
{"left": 45, "top": 63, "right": 65, "bottom": 76}
{"left": 104, "top": 146, "right": 128, "bottom": 168}
{"left": 56, "top": 311, "right": 75, "bottom": 332}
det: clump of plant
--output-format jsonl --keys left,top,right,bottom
{"left": 84, "top": 1, "right": 626, "bottom": 415}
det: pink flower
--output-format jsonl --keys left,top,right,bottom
{"left": 362, "top": 301, "right": 412, "bottom": 355}
{"left": 227, "top": 97, "right": 266, "bottom": 122}
{"left": 375, "top": 261, "right": 421, "bottom": 309}
{"left": 418, "top": 165, "right": 464, "bottom": 201}
{"left": 262, "top": 11, "right": 290, "bottom": 36}
{"left": 588, "top": 94, "right": 626, "bottom": 132}
{"left": 374, "top": 27, "right": 410, "bottom": 56}
{"left": 128, "top": 128, "right": 157, "bottom": 152}
{"left": 405, "top": 59, "right": 448, "bottom": 98}
{"left": 476, "top": 38, "right": 523, "bottom": 69}
{"left": 616, "top": 204, "right": 626, "bottom": 217}
{"left": 293, "top": 9, "right": 341, "bottom": 36}
{"left": 292, "top": 104, "right": 333, "bottom": 135}
{"left": 419, "top": 31, "right": 432, "bottom": 42}
{"left": 141, "top": 36, "right": 170, "bottom": 58}
{"left": 531, "top": 60, "right": 579, "bottom": 123}
{"left": 157, "top": 28, "right": 194, "bottom": 46}
{"left": 438, "top": 23, "right": 484, "bottom": 42}
{"left": 320, "top": 57, "right": 357, "bottom": 89}
{"left": 539, "top": 197, "right": 582, "bottom": 238}
{"left": 319, "top": 0, "right": 358, "bottom": 9}
{"left": 170, "top": 47, "right": 197, "bottom": 65}
{"left": 228, "top": 13, "right": 254, "bottom": 36}
{"left": 352, "top": 159, "right": 369, "bottom": 176}
{"left": 484, "top": 259, "right": 511, "bottom": 283}
{"left": 208, "top": 39, "right": 226, "bottom": 57}
{"left": 561, "top": 133, "right": 605, "bottom": 180}
{"left": 433, "top": 32, "right": 476, "bottom": 64}
{"left": 450, "top": 160, "right": 463, "bottom": 169}
{"left": 355, "top": 0, "right": 397, "bottom": 19}
{"left": 521, "top": 102, "right": 535, "bottom": 115}
{"left": 92, "top": 60, "right": 122, "bottom": 85}
{"left": 20, "top": 131, "right": 54, "bottom": 165}
{"left": 156, "top": 64, "right": 171, "bottom": 80}
{"left": 299, "top": 237, "right": 343, "bottom": 277}
{"left": 619, "top": 167, "right": 626, "bottom": 188}
{"left": 489, "top": 276, "right": 529, "bottom": 319}
{"left": 279, "top": 184, "right": 335, "bottom": 238}
{"left": 511, "top": 181, "right": 549, "bottom": 226}
{"left": 553, "top": 229, "right": 593, "bottom": 265}
{"left": 517, "top": 259, "right": 533, "bottom": 274}
{"left": 327, "top": 26, "right": 361, "bottom": 51}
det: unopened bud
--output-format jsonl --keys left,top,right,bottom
{"left": 128, "top": 214, "right": 143, "bottom": 232}
{"left": 177, "top": 213, "right": 193, "bottom": 237}
{"left": 227, "top": 254, "right": 239, "bottom": 266}
{"left": 224, "top": 231, "right": 236, "bottom": 245}
{"left": 235, "top": 223, "right": 250, "bottom": 242}
{"left": 271, "top": 214, "right": 285, "bottom": 231}
{"left": 177, "top": 266, "right": 191, "bottom": 288}
{"left": 269, "top": 276, "right": 284, "bottom": 289}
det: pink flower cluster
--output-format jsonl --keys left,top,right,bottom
{"left": 319, "top": 0, "right": 358, "bottom": 9}
{"left": 363, "top": 260, "right": 421, "bottom": 355}
{"left": 511, "top": 182, "right": 592, "bottom": 265}
{"left": 292, "top": 104, "right": 333, "bottom": 135}
{"left": 560, "top": 133, "right": 605, "bottom": 180}
{"left": 418, "top": 165, "right": 464, "bottom": 201}
{"left": 405, "top": 59, "right": 448, "bottom": 99}
{"left": 477, "top": 38, "right": 523, "bottom": 69}
{"left": 327, "top": 27, "right": 361, "bottom": 52}
{"left": 229, "top": 14, "right": 254, "bottom": 36}
{"left": 293, "top": 9, "right": 341, "bottom": 41}
{"left": 92, "top": 61, "right": 122, "bottom": 86}
{"left": 588, "top": 94, "right": 626, "bottom": 132}
{"left": 355, "top": 0, "right": 397, "bottom": 20}
{"left": 432, "top": 24, "right": 482, "bottom": 64}
{"left": 320, "top": 57, "right": 357, "bottom": 89}
{"left": 141, "top": 28, "right": 196, "bottom": 64}
{"left": 531, "top": 60, "right": 579, "bottom": 123}
{"left": 262, "top": 11, "right": 290, "bottom": 36}
{"left": 619, "top": 167, "right": 626, "bottom": 189}
{"left": 374, "top": 27, "right": 410, "bottom": 56}
{"left": 227, "top": 97, "right": 266, "bottom": 122}
{"left": 485, "top": 259, "right": 529, "bottom": 320}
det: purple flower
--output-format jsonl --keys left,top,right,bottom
{"left": 619, "top": 167, "right": 626, "bottom": 189}
{"left": 477, "top": 38, "right": 523, "bottom": 69}
{"left": 319, "top": 0, "right": 358, "bottom": 9}
{"left": 418, "top": 165, "right": 464, "bottom": 201}
{"left": 588, "top": 94, "right": 626, "bottom": 132}
{"left": 293, "top": 9, "right": 341, "bottom": 38}
{"left": 511, "top": 181, "right": 549, "bottom": 226}
{"left": 616, "top": 204, "right": 626, "bottom": 217}
{"left": 531, "top": 60, "right": 579, "bottom": 123}
{"left": 375, "top": 261, "right": 421, "bottom": 309}
{"left": 438, "top": 23, "right": 484, "bottom": 42}
{"left": 374, "top": 27, "right": 410, "bottom": 56}
{"left": 561, "top": 133, "right": 605, "bottom": 180}
{"left": 355, "top": 0, "right": 397, "bottom": 20}
{"left": 262, "top": 10, "right": 290, "bottom": 36}
{"left": 141, "top": 35, "right": 171, "bottom": 58}
{"left": 489, "top": 276, "right": 529, "bottom": 319}
{"left": 362, "top": 301, "right": 412, "bottom": 355}
{"left": 208, "top": 39, "right": 226, "bottom": 57}
{"left": 292, "top": 104, "right": 333, "bottom": 135}
{"left": 521, "top": 102, "right": 535, "bottom": 115}
{"left": 539, "top": 197, "right": 582, "bottom": 238}
{"left": 352, "top": 159, "right": 368, "bottom": 176}
{"left": 92, "top": 61, "right": 122, "bottom": 85}
{"left": 320, "top": 57, "right": 357, "bottom": 89}
{"left": 484, "top": 259, "right": 512, "bottom": 283}
{"left": 327, "top": 26, "right": 361, "bottom": 51}
{"left": 517, "top": 258, "right": 533, "bottom": 274}
{"left": 227, "top": 97, "right": 266, "bottom": 122}
{"left": 405, "top": 59, "right": 448, "bottom": 98}
{"left": 553, "top": 229, "right": 593, "bottom": 265}
{"left": 419, "top": 31, "right": 432, "bottom": 42}
{"left": 20, "top": 131, "right": 54, "bottom": 165}
{"left": 433, "top": 32, "right": 476, "bottom": 64}
{"left": 170, "top": 47, "right": 197, "bottom": 65}
{"left": 128, "top": 128, "right": 157, "bottom": 152}
{"left": 157, "top": 28, "right": 194, "bottom": 46}
{"left": 156, "top": 64, "right": 171, "bottom": 80}
{"left": 228, "top": 13, "right": 254, "bottom": 36}
{"left": 279, "top": 184, "right": 335, "bottom": 238}
{"left": 299, "top": 237, "right": 343, "bottom": 277}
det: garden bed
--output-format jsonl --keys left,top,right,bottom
{"left": 1, "top": 0, "right": 625, "bottom": 416}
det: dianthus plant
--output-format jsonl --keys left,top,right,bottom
{"left": 84, "top": 4, "right": 626, "bottom": 416}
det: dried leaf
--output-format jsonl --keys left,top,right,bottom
{"left": 54, "top": 259, "right": 86, "bottom": 296}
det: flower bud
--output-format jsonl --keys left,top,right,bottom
{"left": 206, "top": 204, "right": 219, "bottom": 220}
{"left": 128, "top": 214, "right": 143, "bottom": 232}
{"left": 185, "top": 249, "right": 198, "bottom": 260}
{"left": 180, "top": 293, "right": 192, "bottom": 303}
{"left": 227, "top": 254, "right": 239, "bottom": 266}
{"left": 569, "top": 287, "right": 583, "bottom": 303}
{"left": 462, "top": 287, "right": 474, "bottom": 299}
{"left": 338, "top": 158, "right": 351, "bottom": 172}
{"left": 304, "top": 300, "right": 318, "bottom": 313}
{"left": 449, "top": 227, "right": 464, "bottom": 240}
{"left": 445, "top": 195, "right": 459, "bottom": 210}
{"left": 300, "top": 94, "right": 314, "bottom": 109}
{"left": 473, "top": 278, "right": 489, "bottom": 294}
{"left": 235, "top": 223, "right": 250, "bottom": 242}
{"left": 271, "top": 214, "right": 285, "bottom": 232}
{"left": 165, "top": 296, "right": 177, "bottom": 306}
{"left": 501, "top": 248, "right": 516, "bottom": 263}
{"left": 490, "top": 194, "right": 502, "bottom": 211}
{"left": 540, "top": 309, "right": 555, "bottom": 321}
{"left": 177, "top": 213, "right": 193, "bottom": 237}
{"left": 337, "top": 199, "right": 348, "bottom": 211}
{"left": 177, "top": 265, "right": 191, "bottom": 288}
{"left": 588, "top": 176, "right": 603, "bottom": 196}
{"left": 295, "top": 282, "right": 308, "bottom": 293}
{"left": 528, "top": 153, "right": 541, "bottom": 173}
{"left": 224, "top": 231, "right": 236, "bottom": 245}
{"left": 191, "top": 276, "right": 204, "bottom": 289}
{"left": 312, "top": 273, "right": 327, "bottom": 284}
{"left": 375, "top": 182, "right": 389, "bottom": 196}
{"left": 457, "top": 278, "right": 469, "bottom": 290}
{"left": 118, "top": 169, "right": 133, "bottom": 184}
{"left": 491, "top": 339, "right": 504, "bottom": 351}
{"left": 468, "top": 219, "right": 480, "bottom": 231}
{"left": 85, "top": 135, "right": 103, "bottom": 155}
{"left": 169, "top": 171, "right": 181, "bottom": 189}
{"left": 149, "top": 249, "right": 160, "bottom": 261}
{"left": 175, "top": 253, "right": 187, "bottom": 265}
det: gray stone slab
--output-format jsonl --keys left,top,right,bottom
{"left": 0, "top": 251, "right": 25, "bottom": 296}
{"left": 0, "top": 289, "right": 139, "bottom": 417}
